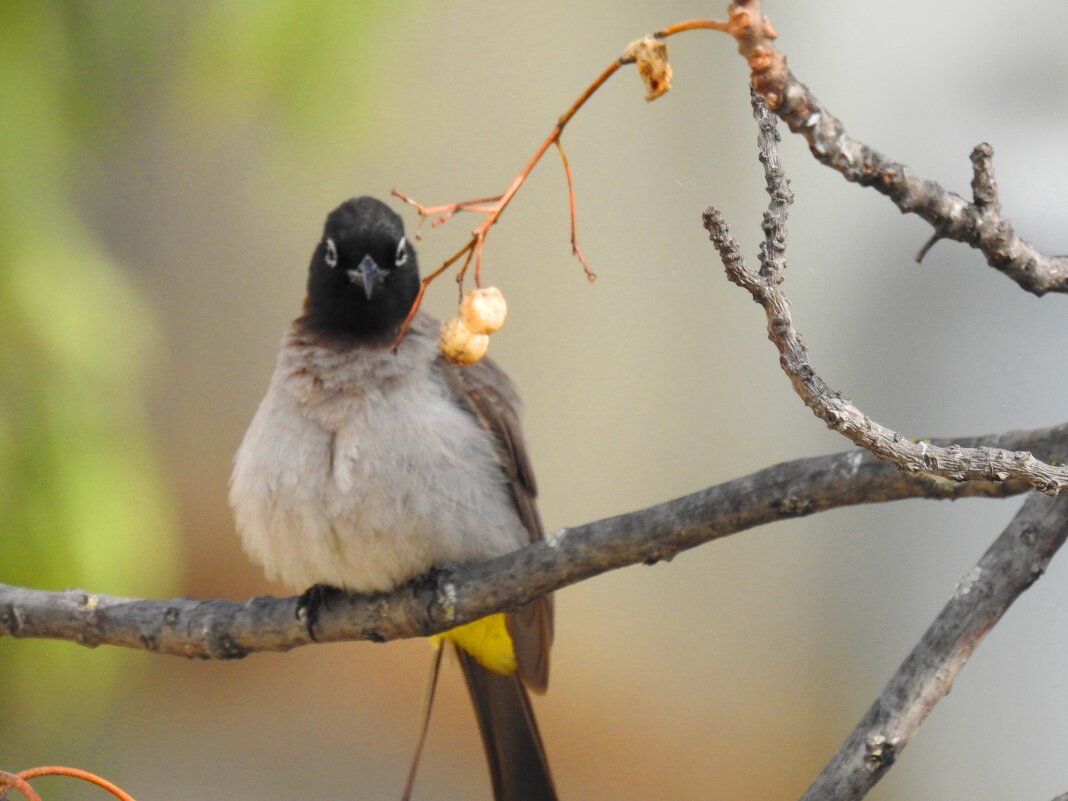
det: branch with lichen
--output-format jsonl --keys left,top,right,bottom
{"left": 800, "top": 492, "right": 1068, "bottom": 801}
{"left": 704, "top": 89, "right": 1068, "bottom": 496}
{"left": 697, "top": 83, "right": 1068, "bottom": 801}
{"left": 3, "top": 421, "right": 1067, "bottom": 658}
{"left": 723, "top": 0, "right": 1068, "bottom": 296}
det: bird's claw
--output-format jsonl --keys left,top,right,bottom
{"left": 296, "top": 583, "right": 345, "bottom": 641}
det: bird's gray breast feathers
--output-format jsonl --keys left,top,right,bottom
{"left": 229, "top": 322, "right": 527, "bottom": 593}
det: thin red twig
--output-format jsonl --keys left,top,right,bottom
{"left": 554, "top": 140, "right": 596, "bottom": 282}
{"left": 13, "top": 766, "right": 137, "bottom": 801}
{"left": 391, "top": 190, "right": 503, "bottom": 239}
{"left": 0, "top": 771, "right": 42, "bottom": 801}
{"left": 389, "top": 17, "right": 730, "bottom": 350}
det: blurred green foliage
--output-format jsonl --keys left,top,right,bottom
{"left": 0, "top": 2, "right": 183, "bottom": 741}
{"left": 0, "top": 0, "right": 395, "bottom": 745}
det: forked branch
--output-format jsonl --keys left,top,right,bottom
{"left": 727, "top": 0, "right": 1068, "bottom": 295}
{"left": 702, "top": 84, "right": 1068, "bottom": 801}
{"left": 704, "top": 90, "right": 1068, "bottom": 495}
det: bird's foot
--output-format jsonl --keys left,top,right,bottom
{"left": 296, "top": 583, "right": 346, "bottom": 641}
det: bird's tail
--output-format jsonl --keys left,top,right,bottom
{"left": 456, "top": 646, "right": 559, "bottom": 801}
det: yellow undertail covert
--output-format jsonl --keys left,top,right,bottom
{"left": 431, "top": 613, "right": 517, "bottom": 675}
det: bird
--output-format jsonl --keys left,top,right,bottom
{"left": 229, "top": 195, "right": 557, "bottom": 801}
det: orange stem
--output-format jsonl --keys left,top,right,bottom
{"left": 393, "top": 17, "right": 729, "bottom": 342}
{"left": 391, "top": 237, "right": 475, "bottom": 350}
{"left": 555, "top": 139, "right": 595, "bottom": 281}
{"left": 0, "top": 771, "right": 43, "bottom": 801}
{"left": 470, "top": 55, "right": 624, "bottom": 241}
{"left": 653, "top": 18, "right": 730, "bottom": 37}
{"left": 16, "top": 766, "right": 137, "bottom": 801}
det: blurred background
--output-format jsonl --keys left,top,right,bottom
{"left": 2, "top": 2, "right": 1068, "bottom": 799}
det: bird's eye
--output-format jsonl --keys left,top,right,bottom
{"left": 324, "top": 237, "right": 338, "bottom": 268}
{"left": 395, "top": 237, "right": 408, "bottom": 267}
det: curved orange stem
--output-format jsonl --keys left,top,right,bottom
{"left": 392, "top": 18, "right": 730, "bottom": 346}
{"left": 16, "top": 766, "right": 138, "bottom": 801}
{"left": 0, "top": 770, "right": 43, "bottom": 801}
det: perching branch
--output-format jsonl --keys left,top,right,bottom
{"left": 3, "top": 423, "right": 1067, "bottom": 659}
{"left": 800, "top": 491, "right": 1068, "bottom": 801}
{"left": 703, "top": 90, "right": 1068, "bottom": 495}
{"left": 727, "top": 0, "right": 1068, "bottom": 296}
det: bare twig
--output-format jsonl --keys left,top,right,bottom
{"left": 0, "top": 771, "right": 42, "bottom": 801}
{"left": 3, "top": 423, "right": 1067, "bottom": 658}
{"left": 390, "top": 194, "right": 503, "bottom": 241}
{"left": 554, "top": 139, "right": 596, "bottom": 282}
{"left": 389, "top": 18, "right": 730, "bottom": 348}
{"left": 914, "top": 231, "right": 943, "bottom": 264}
{"left": 13, "top": 767, "right": 137, "bottom": 801}
{"left": 726, "top": 0, "right": 1068, "bottom": 295}
{"left": 800, "top": 492, "right": 1068, "bottom": 800}
{"left": 751, "top": 85, "right": 791, "bottom": 280}
{"left": 703, "top": 92, "right": 1068, "bottom": 495}
{"left": 702, "top": 84, "right": 1068, "bottom": 799}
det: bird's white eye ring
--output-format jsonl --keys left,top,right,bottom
{"left": 324, "top": 237, "right": 338, "bottom": 268}
{"left": 395, "top": 237, "right": 408, "bottom": 267}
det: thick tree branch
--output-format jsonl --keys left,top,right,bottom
{"left": 727, "top": 0, "right": 1068, "bottom": 296}
{"left": 2, "top": 423, "right": 1067, "bottom": 659}
{"left": 800, "top": 491, "right": 1068, "bottom": 801}
{"left": 704, "top": 91, "right": 1068, "bottom": 495}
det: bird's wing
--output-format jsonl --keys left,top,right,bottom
{"left": 440, "top": 350, "right": 553, "bottom": 693}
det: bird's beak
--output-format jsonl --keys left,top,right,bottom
{"left": 349, "top": 255, "right": 381, "bottom": 300}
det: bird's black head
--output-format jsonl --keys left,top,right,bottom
{"left": 300, "top": 196, "right": 420, "bottom": 341}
